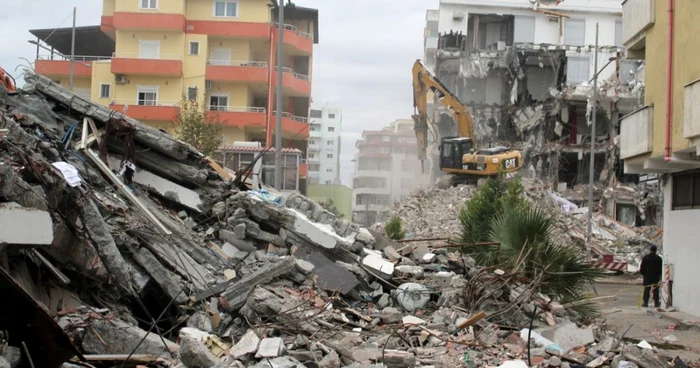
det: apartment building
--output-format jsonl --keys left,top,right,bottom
{"left": 352, "top": 119, "right": 430, "bottom": 226}
{"left": 619, "top": 0, "right": 700, "bottom": 315}
{"left": 30, "top": 0, "right": 318, "bottom": 154}
{"left": 432, "top": 0, "right": 645, "bottom": 206}
{"left": 307, "top": 106, "right": 342, "bottom": 185}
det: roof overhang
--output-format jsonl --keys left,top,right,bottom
{"left": 29, "top": 26, "right": 115, "bottom": 57}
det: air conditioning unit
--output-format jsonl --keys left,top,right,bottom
{"left": 548, "top": 16, "right": 559, "bottom": 23}
{"left": 115, "top": 75, "right": 127, "bottom": 84}
{"left": 452, "top": 11, "right": 465, "bottom": 21}
{"left": 205, "top": 80, "right": 213, "bottom": 90}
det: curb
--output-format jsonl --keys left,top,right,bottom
{"left": 645, "top": 310, "right": 700, "bottom": 332}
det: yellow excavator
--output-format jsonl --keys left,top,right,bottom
{"left": 412, "top": 59, "right": 522, "bottom": 186}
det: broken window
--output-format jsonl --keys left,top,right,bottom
{"left": 137, "top": 86, "right": 157, "bottom": 106}
{"left": 214, "top": 1, "right": 238, "bottom": 17}
{"left": 564, "top": 18, "right": 585, "bottom": 46}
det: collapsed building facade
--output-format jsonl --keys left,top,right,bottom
{"left": 427, "top": 0, "right": 657, "bottom": 225}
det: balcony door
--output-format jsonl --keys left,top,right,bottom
{"left": 139, "top": 40, "right": 160, "bottom": 59}
{"left": 210, "top": 48, "right": 231, "bottom": 66}
{"left": 209, "top": 94, "right": 229, "bottom": 111}
{"left": 137, "top": 86, "right": 158, "bottom": 106}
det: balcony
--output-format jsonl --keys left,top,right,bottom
{"left": 111, "top": 100, "right": 180, "bottom": 122}
{"left": 111, "top": 54, "right": 182, "bottom": 77}
{"left": 272, "top": 111, "right": 310, "bottom": 135}
{"left": 273, "top": 23, "right": 314, "bottom": 55}
{"left": 274, "top": 67, "right": 311, "bottom": 96}
{"left": 34, "top": 55, "right": 109, "bottom": 78}
{"left": 622, "top": 0, "right": 654, "bottom": 51}
{"left": 620, "top": 106, "right": 653, "bottom": 159}
{"left": 206, "top": 106, "right": 266, "bottom": 128}
{"left": 111, "top": 12, "right": 186, "bottom": 32}
{"left": 205, "top": 60, "right": 268, "bottom": 83}
{"left": 684, "top": 79, "right": 700, "bottom": 139}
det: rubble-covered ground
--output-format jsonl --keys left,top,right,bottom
{"left": 0, "top": 72, "right": 695, "bottom": 368}
{"left": 382, "top": 178, "right": 662, "bottom": 274}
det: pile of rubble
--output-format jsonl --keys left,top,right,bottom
{"left": 385, "top": 178, "right": 662, "bottom": 272}
{"left": 0, "top": 72, "right": 685, "bottom": 368}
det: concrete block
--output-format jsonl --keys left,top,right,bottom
{"left": 231, "top": 330, "right": 260, "bottom": 358}
{"left": 179, "top": 337, "right": 219, "bottom": 368}
{"left": 362, "top": 254, "right": 394, "bottom": 278}
{"left": 0, "top": 202, "right": 53, "bottom": 246}
{"left": 218, "top": 230, "right": 257, "bottom": 252}
{"left": 355, "top": 227, "right": 376, "bottom": 246}
{"left": 383, "top": 245, "right": 401, "bottom": 261}
{"left": 539, "top": 322, "right": 595, "bottom": 351}
{"left": 287, "top": 208, "right": 352, "bottom": 249}
{"left": 233, "top": 223, "right": 246, "bottom": 239}
{"left": 221, "top": 243, "right": 240, "bottom": 258}
{"left": 395, "top": 265, "right": 424, "bottom": 278}
{"left": 256, "top": 337, "right": 285, "bottom": 358}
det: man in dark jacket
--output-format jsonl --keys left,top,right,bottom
{"left": 640, "top": 245, "right": 663, "bottom": 308}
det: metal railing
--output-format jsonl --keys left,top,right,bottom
{"left": 272, "top": 110, "right": 308, "bottom": 123}
{"left": 274, "top": 66, "right": 309, "bottom": 81}
{"left": 111, "top": 99, "right": 180, "bottom": 107}
{"left": 112, "top": 52, "right": 182, "bottom": 60}
{"left": 271, "top": 22, "right": 313, "bottom": 40}
{"left": 37, "top": 54, "right": 112, "bottom": 62}
{"left": 206, "top": 60, "right": 268, "bottom": 67}
{"left": 207, "top": 106, "right": 266, "bottom": 113}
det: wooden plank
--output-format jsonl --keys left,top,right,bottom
{"left": 456, "top": 311, "right": 487, "bottom": 329}
{"left": 563, "top": 295, "right": 617, "bottom": 309}
{"left": 206, "top": 156, "right": 232, "bottom": 180}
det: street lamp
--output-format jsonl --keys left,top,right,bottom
{"left": 585, "top": 23, "right": 619, "bottom": 258}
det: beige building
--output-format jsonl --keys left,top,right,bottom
{"left": 352, "top": 119, "right": 430, "bottom": 226}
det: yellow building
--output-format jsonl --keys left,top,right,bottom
{"left": 30, "top": 0, "right": 317, "bottom": 152}
{"left": 620, "top": 0, "right": 700, "bottom": 315}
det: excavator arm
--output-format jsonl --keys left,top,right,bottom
{"left": 411, "top": 59, "right": 475, "bottom": 164}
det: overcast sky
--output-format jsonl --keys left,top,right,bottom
{"left": 0, "top": 0, "right": 438, "bottom": 187}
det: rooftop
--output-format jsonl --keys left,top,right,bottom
{"left": 29, "top": 26, "right": 115, "bottom": 58}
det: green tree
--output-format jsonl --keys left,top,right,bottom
{"left": 173, "top": 96, "right": 223, "bottom": 156}
{"left": 459, "top": 175, "right": 600, "bottom": 305}
{"left": 320, "top": 199, "right": 344, "bottom": 219}
{"left": 385, "top": 216, "right": 406, "bottom": 240}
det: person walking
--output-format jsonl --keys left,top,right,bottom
{"left": 639, "top": 245, "right": 663, "bottom": 308}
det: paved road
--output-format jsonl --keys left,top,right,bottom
{"left": 591, "top": 282, "right": 700, "bottom": 363}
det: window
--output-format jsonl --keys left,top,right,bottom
{"left": 380, "top": 147, "right": 391, "bottom": 154}
{"left": 325, "top": 180, "right": 332, "bottom": 185}
{"left": 326, "top": 168, "right": 333, "bottom": 172}
{"left": 672, "top": 171, "right": 700, "bottom": 210}
{"left": 310, "top": 109, "right": 322, "bottom": 118}
{"left": 189, "top": 41, "right": 200, "bottom": 56}
{"left": 140, "top": 0, "right": 157, "bottom": 9}
{"left": 382, "top": 136, "right": 390, "bottom": 142}
{"left": 210, "top": 48, "right": 231, "bottom": 66}
{"left": 328, "top": 113, "right": 336, "bottom": 119}
{"left": 615, "top": 20, "right": 623, "bottom": 47}
{"left": 514, "top": 16, "right": 536, "bottom": 43}
{"left": 139, "top": 40, "right": 160, "bottom": 59}
{"left": 214, "top": 0, "right": 238, "bottom": 17}
{"left": 309, "top": 164, "right": 320, "bottom": 171}
{"left": 326, "top": 140, "right": 334, "bottom": 145}
{"left": 310, "top": 123, "right": 320, "bottom": 132}
{"left": 308, "top": 153, "right": 314, "bottom": 159}
{"left": 99, "top": 84, "right": 111, "bottom": 99}
{"left": 328, "top": 127, "right": 335, "bottom": 132}
{"left": 327, "top": 153, "right": 333, "bottom": 158}
{"left": 187, "top": 86, "right": 198, "bottom": 101}
{"left": 209, "top": 94, "right": 228, "bottom": 111}
{"left": 137, "top": 86, "right": 158, "bottom": 106}
{"left": 564, "top": 18, "right": 585, "bottom": 46}
{"left": 566, "top": 56, "right": 590, "bottom": 84}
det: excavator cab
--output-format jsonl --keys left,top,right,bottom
{"left": 439, "top": 137, "right": 474, "bottom": 170}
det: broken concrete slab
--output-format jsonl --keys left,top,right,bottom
{"left": 0, "top": 202, "right": 53, "bottom": 246}
{"left": 539, "top": 322, "right": 595, "bottom": 351}
{"left": 251, "top": 356, "right": 306, "bottom": 368}
{"left": 292, "top": 247, "right": 359, "bottom": 294}
{"left": 220, "top": 256, "right": 296, "bottom": 312}
{"left": 230, "top": 330, "right": 260, "bottom": 358}
{"left": 179, "top": 337, "right": 219, "bottom": 368}
{"left": 318, "top": 349, "right": 340, "bottom": 368}
{"left": 362, "top": 254, "right": 394, "bottom": 278}
{"left": 219, "top": 229, "right": 257, "bottom": 252}
{"left": 394, "top": 265, "right": 424, "bottom": 278}
{"left": 380, "top": 350, "right": 416, "bottom": 368}
{"left": 130, "top": 245, "right": 188, "bottom": 305}
{"left": 82, "top": 319, "right": 178, "bottom": 357}
{"left": 288, "top": 208, "right": 352, "bottom": 250}
{"left": 256, "top": 337, "right": 285, "bottom": 358}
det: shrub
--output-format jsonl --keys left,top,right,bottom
{"left": 385, "top": 216, "right": 406, "bottom": 240}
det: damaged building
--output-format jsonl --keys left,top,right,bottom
{"left": 429, "top": 0, "right": 656, "bottom": 225}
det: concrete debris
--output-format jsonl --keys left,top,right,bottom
{"left": 0, "top": 72, "right": 682, "bottom": 368}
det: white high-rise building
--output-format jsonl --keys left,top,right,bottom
{"left": 307, "top": 106, "right": 342, "bottom": 185}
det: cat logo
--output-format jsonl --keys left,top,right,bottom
{"left": 504, "top": 158, "right": 517, "bottom": 169}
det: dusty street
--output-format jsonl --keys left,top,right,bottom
{"left": 592, "top": 282, "right": 700, "bottom": 364}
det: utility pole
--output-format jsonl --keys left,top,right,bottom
{"left": 585, "top": 23, "right": 599, "bottom": 258}
{"left": 69, "top": 6, "right": 76, "bottom": 92}
{"left": 274, "top": 1, "right": 284, "bottom": 190}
